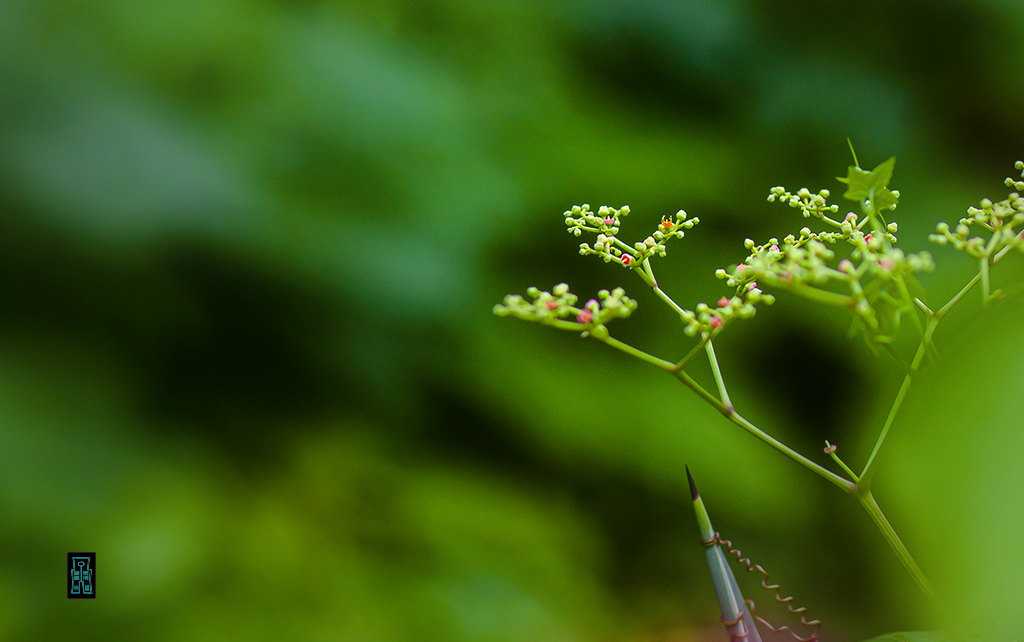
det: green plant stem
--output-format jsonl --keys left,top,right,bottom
{"left": 858, "top": 491, "right": 942, "bottom": 611}
{"left": 596, "top": 330, "right": 947, "bottom": 610}
{"left": 674, "top": 334, "right": 710, "bottom": 372}
{"left": 785, "top": 283, "right": 855, "bottom": 307}
{"left": 859, "top": 340, "right": 926, "bottom": 488}
{"left": 938, "top": 273, "right": 981, "bottom": 316}
{"left": 652, "top": 284, "right": 689, "bottom": 318}
{"left": 896, "top": 275, "right": 926, "bottom": 336}
{"left": 994, "top": 239, "right": 1017, "bottom": 263}
{"left": 705, "top": 339, "right": 733, "bottom": 412}
{"left": 980, "top": 257, "right": 991, "bottom": 305}
{"left": 825, "top": 443, "right": 860, "bottom": 483}
{"left": 881, "top": 343, "right": 913, "bottom": 376}
{"left": 620, "top": 247, "right": 952, "bottom": 606}
{"left": 594, "top": 331, "right": 855, "bottom": 492}
{"left": 597, "top": 335, "right": 676, "bottom": 370}
{"left": 670, "top": 370, "right": 855, "bottom": 493}
{"left": 633, "top": 260, "right": 691, "bottom": 321}
{"left": 859, "top": 272, "right": 979, "bottom": 487}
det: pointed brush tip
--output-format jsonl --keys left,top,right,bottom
{"left": 686, "top": 465, "right": 699, "bottom": 500}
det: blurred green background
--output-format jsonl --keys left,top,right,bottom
{"left": 2, "top": 0, "right": 1023, "bottom": 640}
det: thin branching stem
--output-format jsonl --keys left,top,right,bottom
{"left": 825, "top": 442, "right": 860, "bottom": 483}
{"left": 705, "top": 339, "right": 733, "bottom": 412}
{"left": 859, "top": 272, "right": 980, "bottom": 487}
{"left": 675, "top": 334, "right": 711, "bottom": 372}
{"left": 858, "top": 341, "right": 924, "bottom": 489}
{"left": 597, "top": 335, "right": 676, "bottom": 370}
{"left": 980, "top": 257, "right": 991, "bottom": 305}
{"left": 652, "top": 285, "right": 690, "bottom": 319}
{"left": 858, "top": 491, "right": 943, "bottom": 611}
{"left": 594, "top": 329, "right": 856, "bottom": 492}
{"left": 669, "top": 371, "right": 855, "bottom": 492}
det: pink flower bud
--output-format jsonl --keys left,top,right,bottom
{"left": 769, "top": 244, "right": 780, "bottom": 252}
{"left": 576, "top": 309, "right": 593, "bottom": 324}
{"left": 603, "top": 218, "right": 615, "bottom": 225}
{"left": 877, "top": 258, "right": 894, "bottom": 270}
{"left": 864, "top": 234, "right": 874, "bottom": 243}
{"left": 736, "top": 264, "right": 746, "bottom": 273}
{"left": 717, "top": 297, "right": 730, "bottom": 308}
{"left": 838, "top": 259, "right": 854, "bottom": 273}
{"left": 545, "top": 300, "right": 559, "bottom": 310}
{"left": 620, "top": 254, "right": 633, "bottom": 267}
{"left": 709, "top": 316, "right": 723, "bottom": 330}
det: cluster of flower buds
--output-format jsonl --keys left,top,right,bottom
{"left": 492, "top": 283, "right": 638, "bottom": 338}
{"left": 767, "top": 186, "right": 842, "bottom": 222}
{"left": 717, "top": 182, "right": 933, "bottom": 343}
{"left": 930, "top": 161, "right": 1024, "bottom": 260}
{"left": 679, "top": 282, "right": 775, "bottom": 337}
{"left": 566, "top": 204, "right": 699, "bottom": 268}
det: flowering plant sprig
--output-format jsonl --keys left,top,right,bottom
{"left": 493, "top": 284, "right": 637, "bottom": 339}
{"left": 717, "top": 181, "right": 935, "bottom": 344}
{"left": 565, "top": 203, "right": 774, "bottom": 337}
{"left": 495, "top": 151, "right": 1024, "bottom": 620}
{"left": 930, "top": 161, "right": 1024, "bottom": 304}
{"left": 568, "top": 204, "right": 698, "bottom": 268}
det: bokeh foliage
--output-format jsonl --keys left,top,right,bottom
{"left": 0, "top": 0, "right": 1022, "bottom": 640}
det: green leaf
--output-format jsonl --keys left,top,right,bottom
{"left": 837, "top": 165, "right": 873, "bottom": 200}
{"left": 837, "top": 156, "right": 898, "bottom": 210}
{"left": 872, "top": 185, "right": 899, "bottom": 212}
{"left": 868, "top": 156, "right": 897, "bottom": 191}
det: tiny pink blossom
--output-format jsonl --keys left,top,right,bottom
{"left": 620, "top": 254, "right": 633, "bottom": 267}
{"left": 603, "top": 218, "right": 615, "bottom": 225}
{"left": 545, "top": 300, "right": 559, "bottom": 311}
{"left": 770, "top": 244, "right": 780, "bottom": 252}
{"left": 736, "top": 264, "right": 746, "bottom": 273}
{"left": 717, "top": 297, "right": 730, "bottom": 308}
{"left": 576, "top": 309, "right": 593, "bottom": 324}
{"left": 709, "top": 316, "right": 723, "bottom": 330}
{"left": 877, "top": 258, "right": 894, "bottom": 270}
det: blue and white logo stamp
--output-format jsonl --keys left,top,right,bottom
{"left": 67, "top": 552, "right": 96, "bottom": 599}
